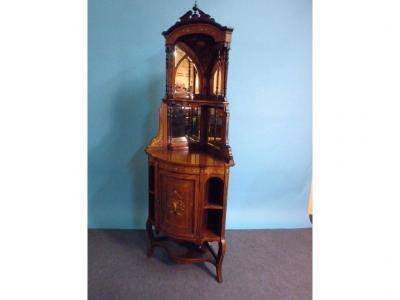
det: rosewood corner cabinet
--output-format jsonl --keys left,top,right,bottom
{"left": 145, "top": 4, "right": 234, "bottom": 283}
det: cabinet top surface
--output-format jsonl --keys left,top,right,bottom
{"left": 146, "top": 149, "right": 233, "bottom": 167}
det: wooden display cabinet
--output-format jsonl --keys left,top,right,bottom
{"left": 145, "top": 3, "right": 234, "bottom": 283}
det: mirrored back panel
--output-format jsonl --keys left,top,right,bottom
{"left": 167, "top": 102, "right": 227, "bottom": 154}
{"left": 168, "top": 104, "right": 202, "bottom": 149}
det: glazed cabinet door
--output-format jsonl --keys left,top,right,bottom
{"left": 158, "top": 170, "right": 199, "bottom": 239}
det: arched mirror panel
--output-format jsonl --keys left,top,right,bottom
{"left": 212, "top": 65, "right": 223, "bottom": 96}
{"left": 174, "top": 46, "right": 200, "bottom": 99}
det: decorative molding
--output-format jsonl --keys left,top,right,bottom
{"left": 146, "top": 102, "right": 168, "bottom": 151}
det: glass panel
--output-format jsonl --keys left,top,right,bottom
{"left": 194, "top": 72, "right": 199, "bottom": 94}
{"left": 174, "top": 47, "right": 186, "bottom": 67}
{"left": 208, "top": 107, "right": 216, "bottom": 143}
{"left": 174, "top": 46, "right": 199, "bottom": 99}
{"left": 170, "top": 104, "right": 187, "bottom": 138}
{"left": 207, "top": 108, "right": 224, "bottom": 146}
{"left": 215, "top": 109, "right": 224, "bottom": 144}
{"left": 213, "top": 66, "right": 222, "bottom": 96}
{"left": 187, "top": 106, "right": 201, "bottom": 142}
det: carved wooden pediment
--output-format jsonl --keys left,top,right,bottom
{"left": 163, "top": 4, "right": 233, "bottom": 37}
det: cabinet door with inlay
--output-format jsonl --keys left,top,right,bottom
{"left": 158, "top": 170, "right": 199, "bottom": 239}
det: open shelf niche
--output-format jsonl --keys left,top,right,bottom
{"left": 204, "top": 209, "right": 222, "bottom": 237}
{"left": 205, "top": 177, "right": 224, "bottom": 207}
{"left": 204, "top": 177, "right": 225, "bottom": 238}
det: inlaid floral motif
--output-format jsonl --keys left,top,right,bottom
{"left": 167, "top": 188, "right": 185, "bottom": 216}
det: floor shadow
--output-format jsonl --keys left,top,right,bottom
{"left": 151, "top": 249, "right": 177, "bottom": 266}
{"left": 194, "top": 262, "right": 216, "bottom": 277}
{"left": 103, "top": 229, "right": 149, "bottom": 256}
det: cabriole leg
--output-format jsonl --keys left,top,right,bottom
{"left": 216, "top": 239, "right": 226, "bottom": 283}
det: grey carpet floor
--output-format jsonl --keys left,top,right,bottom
{"left": 88, "top": 229, "right": 312, "bottom": 300}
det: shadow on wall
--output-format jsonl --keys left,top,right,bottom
{"left": 89, "top": 53, "right": 164, "bottom": 228}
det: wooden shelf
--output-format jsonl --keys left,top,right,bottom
{"left": 164, "top": 98, "right": 228, "bottom": 108}
{"left": 202, "top": 229, "right": 221, "bottom": 241}
{"left": 205, "top": 204, "right": 223, "bottom": 210}
{"left": 147, "top": 148, "right": 230, "bottom": 167}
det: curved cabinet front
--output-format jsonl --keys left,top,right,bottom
{"left": 158, "top": 169, "right": 199, "bottom": 240}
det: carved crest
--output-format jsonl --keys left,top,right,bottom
{"left": 162, "top": 4, "right": 233, "bottom": 37}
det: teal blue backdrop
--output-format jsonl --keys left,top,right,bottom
{"left": 89, "top": 0, "right": 312, "bottom": 229}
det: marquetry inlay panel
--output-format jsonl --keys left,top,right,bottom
{"left": 159, "top": 171, "right": 197, "bottom": 237}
